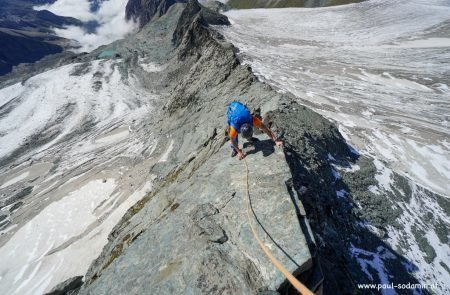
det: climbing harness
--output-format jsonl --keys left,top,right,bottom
{"left": 243, "top": 157, "right": 314, "bottom": 295}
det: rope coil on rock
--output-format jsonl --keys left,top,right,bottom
{"left": 243, "top": 158, "right": 314, "bottom": 295}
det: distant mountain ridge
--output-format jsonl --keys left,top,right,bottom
{"left": 0, "top": 0, "right": 81, "bottom": 75}
{"left": 0, "top": 1, "right": 80, "bottom": 33}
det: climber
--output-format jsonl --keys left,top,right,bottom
{"left": 227, "top": 101, "right": 283, "bottom": 160}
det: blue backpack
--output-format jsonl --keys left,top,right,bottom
{"left": 227, "top": 101, "right": 252, "bottom": 132}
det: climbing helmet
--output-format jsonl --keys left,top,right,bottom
{"left": 241, "top": 123, "right": 253, "bottom": 139}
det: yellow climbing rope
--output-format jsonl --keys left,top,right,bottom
{"left": 243, "top": 157, "right": 314, "bottom": 295}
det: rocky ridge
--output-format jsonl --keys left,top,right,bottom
{"left": 10, "top": 0, "right": 442, "bottom": 294}
{"left": 126, "top": 0, "right": 188, "bottom": 28}
{"left": 75, "top": 0, "right": 325, "bottom": 293}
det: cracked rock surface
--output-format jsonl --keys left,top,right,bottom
{"left": 80, "top": 135, "right": 313, "bottom": 294}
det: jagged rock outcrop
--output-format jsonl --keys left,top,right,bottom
{"left": 202, "top": 0, "right": 231, "bottom": 13}
{"left": 172, "top": 0, "right": 229, "bottom": 48}
{"left": 125, "top": 0, "right": 228, "bottom": 30}
{"left": 126, "top": 0, "right": 188, "bottom": 28}
{"left": 45, "top": 276, "right": 83, "bottom": 295}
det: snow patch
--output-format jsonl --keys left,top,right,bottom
{"left": 358, "top": 69, "right": 432, "bottom": 92}
{"left": 394, "top": 37, "right": 450, "bottom": 48}
{"left": 0, "top": 83, "right": 23, "bottom": 108}
{"left": 95, "top": 126, "right": 130, "bottom": 144}
{"left": 141, "top": 63, "right": 164, "bottom": 73}
{"left": 331, "top": 168, "right": 341, "bottom": 181}
{"left": 0, "top": 179, "right": 116, "bottom": 294}
{"left": 350, "top": 244, "right": 397, "bottom": 295}
{"left": 159, "top": 139, "right": 174, "bottom": 163}
{"left": 373, "top": 159, "right": 393, "bottom": 191}
{"left": 327, "top": 153, "right": 336, "bottom": 161}
{"left": 336, "top": 189, "right": 347, "bottom": 199}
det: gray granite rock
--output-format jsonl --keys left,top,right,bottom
{"left": 80, "top": 134, "right": 313, "bottom": 294}
{"left": 126, "top": 0, "right": 188, "bottom": 28}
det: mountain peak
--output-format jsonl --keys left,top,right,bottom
{"left": 126, "top": 0, "right": 188, "bottom": 28}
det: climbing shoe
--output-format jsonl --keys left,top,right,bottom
{"left": 231, "top": 149, "right": 238, "bottom": 157}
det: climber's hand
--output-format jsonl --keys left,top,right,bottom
{"left": 238, "top": 150, "right": 246, "bottom": 160}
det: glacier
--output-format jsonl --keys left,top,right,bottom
{"left": 0, "top": 55, "right": 165, "bottom": 294}
{"left": 220, "top": 0, "right": 450, "bottom": 196}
